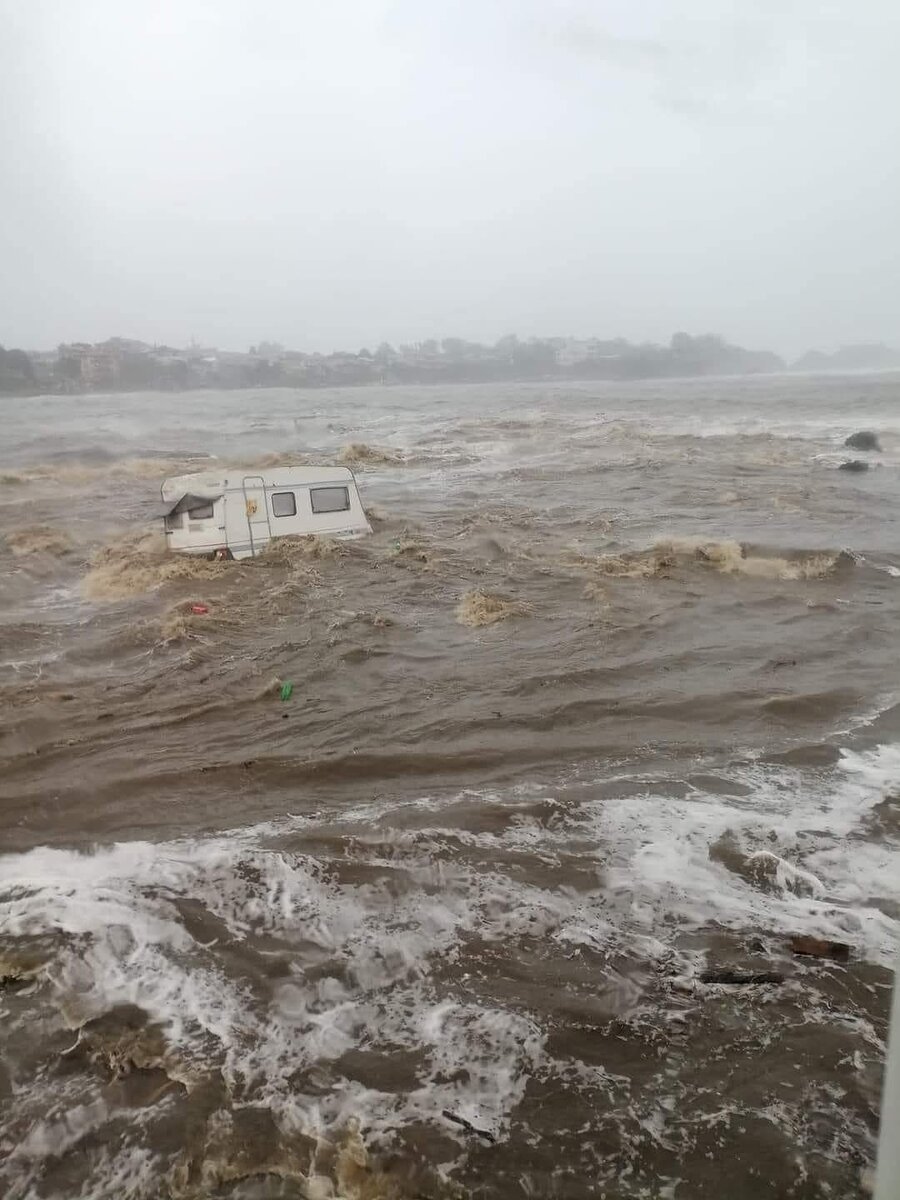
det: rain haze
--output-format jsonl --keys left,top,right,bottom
{"left": 3, "top": 5, "right": 900, "bottom": 1199}
{"left": 2, "top": 0, "right": 899, "bottom": 356}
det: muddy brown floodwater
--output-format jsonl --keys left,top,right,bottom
{"left": 0, "top": 375, "right": 899, "bottom": 1199}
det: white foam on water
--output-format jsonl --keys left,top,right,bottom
{"left": 0, "top": 650, "right": 65, "bottom": 676}
{"left": 849, "top": 554, "right": 900, "bottom": 580}
{"left": 575, "top": 744, "right": 900, "bottom": 967}
{"left": 0, "top": 826, "right": 548, "bottom": 1191}
{"left": 14, "top": 1096, "right": 111, "bottom": 1162}
{"left": 406, "top": 1002, "right": 543, "bottom": 1137}
{"left": 1, "top": 742, "right": 897, "bottom": 1196}
{"left": 744, "top": 850, "right": 825, "bottom": 897}
{"left": 835, "top": 689, "right": 900, "bottom": 734}
{"left": 76, "top": 1147, "right": 159, "bottom": 1200}
{"left": 32, "top": 584, "right": 85, "bottom": 613}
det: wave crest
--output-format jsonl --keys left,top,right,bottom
{"left": 573, "top": 539, "right": 843, "bottom": 582}
{"left": 6, "top": 526, "right": 74, "bottom": 557}
{"left": 338, "top": 443, "right": 405, "bottom": 467}
{"left": 82, "top": 532, "right": 227, "bottom": 601}
{"left": 456, "top": 590, "right": 530, "bottom": 627}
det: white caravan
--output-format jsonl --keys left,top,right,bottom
{"left": 160, "top": 466, "right": 371, "bottom": 559}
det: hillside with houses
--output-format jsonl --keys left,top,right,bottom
{"left": 0, "top": 332, "right": 797, "bottom": 395}
{"left": 3, "top": 332, "right": 896, "bottom": 397}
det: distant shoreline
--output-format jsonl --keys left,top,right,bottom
{"left": 5, "top": 333, "right": 898, "bottom": 396}
{"left": 5, "top": 363, "right": 900, "bottom": 402}
{"left": 1, "top": 371, "right": 782, "bottom": 400}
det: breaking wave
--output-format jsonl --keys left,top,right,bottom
{"left": 338, "top": 442, "right": 406, "bottom": 467}
{"left": 5, "top": 526, "right": 74, "bottom": 557}
{"left": 156, "top": 600, "right": 238, "bottom": 644}
{"left": 82, "top": 531, "right": 228, "bottom": 601}
{"left": 656, "top": 537, "right": 842, "bottom": 580}
{"left": 0, "top": 739, "right": 896, "bottom": 1198}
{"left": 386, "top": 534, "right": 435, "bottom": 569}
{"left": 258, "top": 533, "right": 342, "bottom": 564}
{"left": 0, "top": 818, "right": 545, "bottom": 1197}
{"left": 572, "top": 539, "right": 845, "bottom": 583}
{"left": 456, "top": 590, "right": 531, "bottom": 626}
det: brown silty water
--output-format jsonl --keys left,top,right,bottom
{"left": 0, "top": 375, "right": 899, "bottom": 1198}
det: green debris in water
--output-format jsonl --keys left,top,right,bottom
{"left": 279, "top": 682, "right": 294, "bottom": 702}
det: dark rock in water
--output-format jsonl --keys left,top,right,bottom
{"left": 839, "top": 460, "right": 870, "bottom": 472}
{"left": 700, "top": 969, "right": 784, "bottom": 985}
{"left": 443, "top": 1110, "right": 496, "bottom": 1142}
{"left": 789, "top": 935, "right": 850, "bottom": 962}
{"left": 0, "top": 953, "right": 44, "bottom": 987}
{"left": 844, "top": 430, "right": 880, "bottom": 451}
{"left": 708, "top": 836, "right": 823, "bottom": 898}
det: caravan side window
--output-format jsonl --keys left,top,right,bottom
{"left": 271, "top": 491, "right": 297, "bottom": 518}
{"left": 310, "top": 486, "right": 350, "bottom": 514}
{"left": 189, "top": 502, "right": 214, "bottom": 520}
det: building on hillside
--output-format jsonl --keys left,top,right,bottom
{"left": 56, "top": 343, "right": 121, "bottom": 390}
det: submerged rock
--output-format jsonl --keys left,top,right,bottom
{"left": 844, "top": 430, "right": 880, "bottom": 451}
{"left": 443, "top": 1110, "right": 497, "bottom": 1142}
{"left": 0, "top": 953, "right": 44, "bottom": 987}
{"left": 789, "top": 935, "right": 850, "bottom": 962}
{"left": 838, "top": 460, "right": 870, "bottom": 472}
{"left": 744, "top": 850, "right": 824, "bottom": 897}
{"left": 699, "top": 969, "right": 784, "bottom": 985}
{"left": 709, "top": 835, "right": 824, "bottom": 898}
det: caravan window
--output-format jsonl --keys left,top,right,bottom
{"left": 310, "top": 486, "right": 350, "bottom": 514}
{"left": 271, "top": 491, "right": 297, "bottom": 518}
{"left": 189, "top": 502, "right": 214, "bottom": 520}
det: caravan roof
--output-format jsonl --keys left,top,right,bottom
{"left": 160, "top": 466, "right": 355, "bottom": 505}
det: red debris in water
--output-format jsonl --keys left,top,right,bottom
{"left": 190, "top": 604, "right": 209, "bottom": 615}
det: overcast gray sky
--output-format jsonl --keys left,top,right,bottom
{"left": 2, "top": 0, "right": 898, "bottom": 356}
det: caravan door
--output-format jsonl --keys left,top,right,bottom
{"left": 241, "top": 476, "right": 273, "bottom": 557}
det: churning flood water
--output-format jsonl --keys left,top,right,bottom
{"left": 0, "top": 374, "right": 899, "bottom": 1199}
